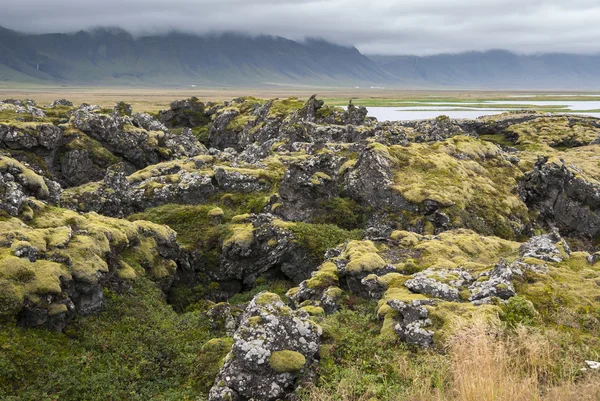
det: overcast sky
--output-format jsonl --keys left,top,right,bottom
{"left": 1, "top": 0, "right": 599, "bottom": 55}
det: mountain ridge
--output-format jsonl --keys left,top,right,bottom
{"left": 1, "top": 26, "right": 600, "bottom": 89}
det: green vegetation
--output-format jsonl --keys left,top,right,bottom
{"left": 274, "top": 220, "right": 364, "bottom": 261}
{"left": 0, "top": 278, "right": 218, "bottom": 400}
{"left": 381, "top": 136, "right": 530, "bottom": 239}
{"left": 269, "top": 350, "right": 306, "bottom": 373}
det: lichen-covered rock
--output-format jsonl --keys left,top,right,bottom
{"left": 388, "top": 299, "right": 436, "bottom": 347}
{"left": 468, "top": 260, "right": 522, "bottom": 305}
{"left": 1, "top": 99, "right": 46, "bottom": 118}
{"left": 207, "top": 302, "right": 246, "bottom": 337}
{"left": 519, "top": 229, "right": 569, "bottom": 263}
{"left": 208, "top": 292, "right": 321, "bottom": 401}
{"left": 60, "top": 157, "right": 276, "bottom": 217}
{"left": 50, "top": 99, "right": 73, "bottom": 108}
{"left": 0, "top": 123, "right": 63, "bottom": 151}
{"left": 399, "top": 115, "right": 471, "bottom": 142}
{"left": 72, "top": 103, "right": 206, "bottom": 170}
{"left": 404, "top": 268, "right": 473, "bottom": 301}
{"left": 0, "top": 155, "right": 60, "bottom": 216}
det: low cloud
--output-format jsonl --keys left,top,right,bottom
{"left": 2, "top": 0, "right": 600, "bottom": 55}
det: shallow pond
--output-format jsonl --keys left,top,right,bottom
{"left": 361, "top": 101, "right": 600, "bottom": 121}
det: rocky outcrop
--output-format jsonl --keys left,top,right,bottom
{"left": 0, "top": 204, "right": 183, "bottom": 332}
{"left": 60, "top": 157, "right": 274, "bottom": 217}
{"left": 50, "top": 99, "right": 73, "bottom": 107}
{"left": 468, "top": 260, "right": 522, "bottom": 305}
{"left": 519, "top": 229, "right": 570, "bottom": 262}
{"left": 158, "top": 97, "right": 210, "bottom": 128}
{"left": 0, "top": 155, "right": 60, "bottom": 216}
{"left": 404, "top": 268, "right": 473, "bottom": 301}
{"left": 208, "top": 292, "right": 321, "bottom": 401}
{"left": 0, "top": 99, "right": 46, "bottom": 118}
{"left": 218, "top": 214, "right": 316, "bottom": 289}
{"left": 72, "top": 104, "right": 206, "bottom": 169}
{"left": 519, "top": 158, "right": 600, "bottom": 237}
{"left": 388, "top": 299, "right": 435, "bottom": 347}
{"left": 0, "top": 123, "right": 63, "bottom": 151}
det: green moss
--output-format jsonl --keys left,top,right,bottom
{"left": 309, "top": 172, "right": 331, "bottom": 186}
{"left": 255, "top": 292, "right": 282, "bottom": 306}
{"left": 226, "top": 114, "right": 256, "bottom": 132}
{"left": 306, "top": 262, "right": 339, "bottom": 290}
{"left": 0, "top": 277, "right": 216, "bottom": 400}
{"left": 280, "top": 221, "right": 363, "bottom": 261}
{"left": 300, "top": 305, "right": 325, "bottom": 316}
{"left": 506, "top": 116, "right": 600, "bottom": 151}
{"left": 314, "top": 197, "right": 368, "bottom": 230}
{"left": 382, "top": 136, "right": 529, "bottom": 238}
{"left": 222, "top": 224, "right": 254, "bottom": 250}
{"left": 342, "top": 240, "right": 386, "bottom": 274}
{"left": 208, "top": 207, "right": 224, "bottom": 217}
{"left": 62, "top": 126, "right": 120, "bottom": 166}
{"left": 500, "top": 295, "right": 540, "bottom": 326}
{"left": 267, "top": 97, "right": 304, "bottom": 119}
{"left": 196, "top": 337, "right": 234, "bottom": 392}
{"left": 269, "top": 350, "right": 306, "bottom": 373}
{"left": 0, "top": 156, "right": 49, "bottom": 198}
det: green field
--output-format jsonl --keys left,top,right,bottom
{"left": 1, "top": 84, "right": 600, "bottom": 113}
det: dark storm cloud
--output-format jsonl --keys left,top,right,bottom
{"left": 2, "top": 0, "right": 600, "bottom": 55}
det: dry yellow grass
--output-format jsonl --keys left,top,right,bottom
{"left": 302, "top": 316, "right": 599, "bottom": 401}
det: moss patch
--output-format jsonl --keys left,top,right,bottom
{"left": 269, "top": 350, "right": 306, "bottom": 373}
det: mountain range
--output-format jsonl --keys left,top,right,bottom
{"left": 1, "top": 25, "right": 599, "bottom": 89}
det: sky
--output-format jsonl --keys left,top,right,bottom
{"left": 1, "top": 0, "right": 600, "bottom": 55}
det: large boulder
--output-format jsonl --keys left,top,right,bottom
{"left": 208, "top": 292, "right": 321, "bottom": 401}
{"left": 519, "top": 157, "right": 600, "bottom": 237}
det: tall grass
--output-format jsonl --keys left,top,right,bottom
{"left": 301, "top": 316, "right": 599, "bottom": 401}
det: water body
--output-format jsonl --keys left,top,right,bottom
{"left": 361, "top": 101, "right": 600, "bottom": 121}
{"left": 364, "top": 107, "right": 510, "bottom": 121}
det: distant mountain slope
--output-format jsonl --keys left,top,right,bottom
{"left": 0, "top": 26, "right": 392, "bottom": 86}
{"left": 371, "top": 50, "right": 600, "bottom": 89}
{"left": 1, "top": 26, "right": 600, "bottom": 88}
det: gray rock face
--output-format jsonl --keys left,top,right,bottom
{"left": 277, "top": 150, "right": 347, "bottom": 221}
{"left": 343, "top": 144, "right": 415, "bottom": 212}
{"left": 62, "top": 159, "right": 271, "bottom": 217}
{"left": 73, "top": 105, "right": 206, "bottom": 170}
{"left": 158, "top": 97, "right": 209, "bottom": 128}
{"left": 50, "top": 99, "right": 73, "bottom": 107}
{"left": 58, "top": 148, "right": 114, "bottom": 187}
{"left": 208, "top": 292, "right": 321, "bottom": 401}
{"left": 519, "top": 158, "right": 600, "bottom": 238}
{"left": 1, "top": 99, "right": 46, "bottom": 118}
{"left": 405, "top": 268, "right": 473, "bottom": 301}
{"left": 219, "top": 214, "right": 317, "bottom": 288}
{"left": 132, "top": 112, "right": 168, "bottom": 132}
{"left": 400, "top": 115, "right": 470, "bottom": 142}
{"left": 0, "top": 157, "right": 61, "bottom": 216}
{"left": 468, "top": 260, "right": 522, "bottom": 305}
{"left": 388, "top": 299, "right": 435, "bottom": 347}
{"left": 0, "top": 123, "right": 63, "bottom": 151}
{"left": 519, "top": 229, "right": 569, "bottom": 263}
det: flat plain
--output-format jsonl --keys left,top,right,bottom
{"left": 2, "top": 83, "right": 600, "bottom": 112}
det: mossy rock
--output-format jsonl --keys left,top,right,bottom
{"left": 269, "top": 350, "right": 306, "bottom": 373}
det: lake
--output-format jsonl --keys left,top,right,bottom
{"left": 358, "top": 100, "right": 600, "bottom": 121}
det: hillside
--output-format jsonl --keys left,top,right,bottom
{"left": 2, "top": 26, "right": 600, "bottom": 88}
{"left": 372, "top": 50, "right": 600, "bottom": 89}
{"left": 0, "top": 96, "right": 599, "bottom": 400}
{"left": 0, "top": 26, "right": 392, "bottom": 86}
